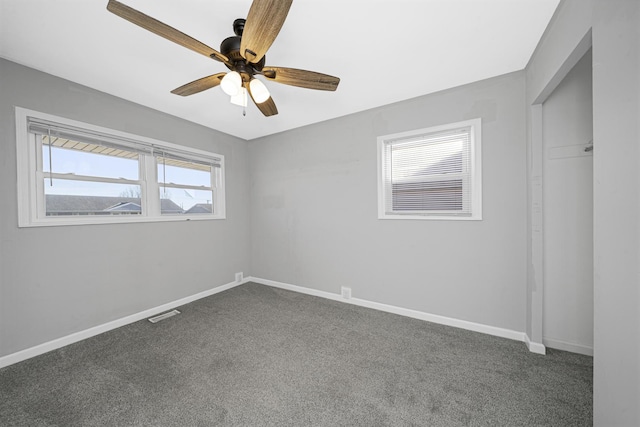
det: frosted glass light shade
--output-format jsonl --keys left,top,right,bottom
{"left": 249, "top": 78, "right": 270, "bottom": 104}
{"left": 230, "top": 87, "right": 248, "bottom": 107}
{"left": 221, "top": 71, "right": 242, "bottom": 96}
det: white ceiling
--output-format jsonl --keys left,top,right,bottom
{"left": 0, "top": 0, "right": 559, "bottom": 140}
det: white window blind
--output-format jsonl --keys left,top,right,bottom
{"left": 154, "top": 149, "right": 221, "bottom": 170}
{"left": 27, "top": 117, "right": 153, "bottom": 155}
{"left": 28, "top": 117, "right": 222, "bottom": 167}
{"left": 378, "top": 119, "right": 482, "bottom": 220}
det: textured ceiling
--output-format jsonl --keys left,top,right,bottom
{"left": 0, "top": 0, "right": 559, "bottom": 140}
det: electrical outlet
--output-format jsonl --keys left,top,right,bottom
{"left": 235, "top": 272, "right": 243, "bottom": 283}
{"left": 341, "top": 286, "right": 352, "bottom": 299}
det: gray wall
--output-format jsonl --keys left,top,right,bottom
{"left": 592, "top": 0, "right": 639, "bottom": 423}
{"left": 527, "top": 0, "right": 639, "bottom": 423}
{"left": 249, "top": 72, "right": 527, "bottom": 333}
{"left": 0, "top": 59, "right": 251, "bottom": 358}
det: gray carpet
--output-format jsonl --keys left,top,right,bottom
{"left": 0, "top": 282, "right": 592, "bottom": 426}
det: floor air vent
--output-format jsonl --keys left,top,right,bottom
{"left": 148, "top": 309, "right": 180, "bottom": 323}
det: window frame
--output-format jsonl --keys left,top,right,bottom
{"left": 377, "top": 118, "right": 482, "bottom": 221}
{"left": 15, "top": 107, "right": 226, "bottom": 227}
{"left": 155, "top": 152, "right": 217, "bottom": 216}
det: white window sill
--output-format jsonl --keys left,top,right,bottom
{"left": 18, "top": 214, "right": 226, "bottom": 228}
{"left": 378, "top": 213, "right": 482, "bottom": 221}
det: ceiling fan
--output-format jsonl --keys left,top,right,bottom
{"left": 106, "top": 0, "right": 340, "bottom": 117}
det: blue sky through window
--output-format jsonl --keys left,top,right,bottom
{"left": 43, "top": 145, "right": 212, "bottom": 210}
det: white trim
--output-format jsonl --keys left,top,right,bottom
{"left": 41, "top": 172, "right": 142, "bottom": 186}
{"left": 525, "top": 334, "right": 547, "bottom": 355}
{"left": 249, "top": 277, "right": 527, "bottom": 345}
{"left": 0, "top": 276, "right": 549, "bottom": 369}
{"left": 527, "top": 30, "right": 593, "bottom": 358}
{"left": 377, "top": 118, "right": 482, "bottom": 221}
{"left": 529, "top": 104, "right": 545, "bottom": 347}
{"left": 0, "top": 279, "right": 245, "bottom": 369}
{"left": 532, "top": 29, "right": 593, "bottom": 105}
{"left": 18, "top": 211, "right": 225, "bottom": 228}
{"left": 14, "top": 106, "right": 226, "bottom": 227}
{"left": 15, "top": 107, "right": 31, "bottom": 227}
{"left": 543, "top": 338, "right": 593, "bottom": 356}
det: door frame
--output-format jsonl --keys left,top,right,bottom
{"left": 527, "top": 29, "right": 593, "bottom": 354}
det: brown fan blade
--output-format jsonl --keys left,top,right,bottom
{"left": 240, "top": 0, "right": 293, "bottom": 63}
{"left": 247, "top": 82, "right": 278, "bottom": 116}
{"left": 107, "top": 0, "right": 229, "bottom": 63}
{"left": 261, "top": 67, "right": 340, "bottom": 91}
{"left": 171, "top": 73, "right": 226, "bottom": 96}
{"left": 253, "top": 96, "right": 278, "bottom": 117}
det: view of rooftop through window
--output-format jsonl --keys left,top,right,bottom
{"left": 42, "top": 137, "right": 214, "bottom": 216}
{"left": 378, "top": 119, "right": 481, "bottom": 220}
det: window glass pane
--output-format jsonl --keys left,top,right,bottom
{"left": 157, "top": 157, "right": 211, "bottom": 187}
{"left": 43, "top": 136, "right": 139, "bottom": 180}
{"left": 44, "top": 179, "right": 142, "bottom": 216}
{"left": 159, "top": 188, "right": 214, "bottom": 215}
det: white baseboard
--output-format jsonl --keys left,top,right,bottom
{"left": 1, "top": 276, "right": 553, "bottom": 369}
{"left": 249, "top": 277, "right": 529, "bottom": 346}
{"left": 0, "top": 279, "right": 245, "bottom": 369}
{"left": 525, "top": 334, "right": 547, "bottom": 355}
{"left": 543, "top": 337, "right": 593, "bottom": 356}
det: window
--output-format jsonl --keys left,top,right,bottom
{"left": 16, "top": 107, "right": 225, "bottom": 227}
{"left": 156, "top": 153, "right": 217, "bottom": 215}
{"left": 377, "top": 119, "right": 482, "bottom": 220}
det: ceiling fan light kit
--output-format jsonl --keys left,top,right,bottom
{"left": 249, "top": 79, "right": 270, "bottom": 104}
{"left": 230, "top": 87, "right": 248, "bottom": 108}
{"left": 106, "top": 0, "right": 340, "bottom": 117}
{"left": 220, "top": 71, "right": 242, "bottom": 97}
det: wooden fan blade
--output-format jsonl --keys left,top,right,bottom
{"left": 261, "top": 67, "right": 340, "bottom": 91}
{"left": 240, "top": 0, "right": 293, "bottom": 63}
{"left": 107, "top": 0, "right": 229, "bottom": 63}
{"left": 247, "top": 83, "right": 278, "bottom": 116}
{"left": 171, "top": 73, "right": 226, "bottom": 96}
{"left": 253, "top": 96, "right": 278, "bottom": 117}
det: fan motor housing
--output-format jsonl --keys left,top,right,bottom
{"left": 220, "top": 36, "right": 243, "bottom": 61}
{"left": 220, "top": 21, "right": 266, "bottom": 73}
